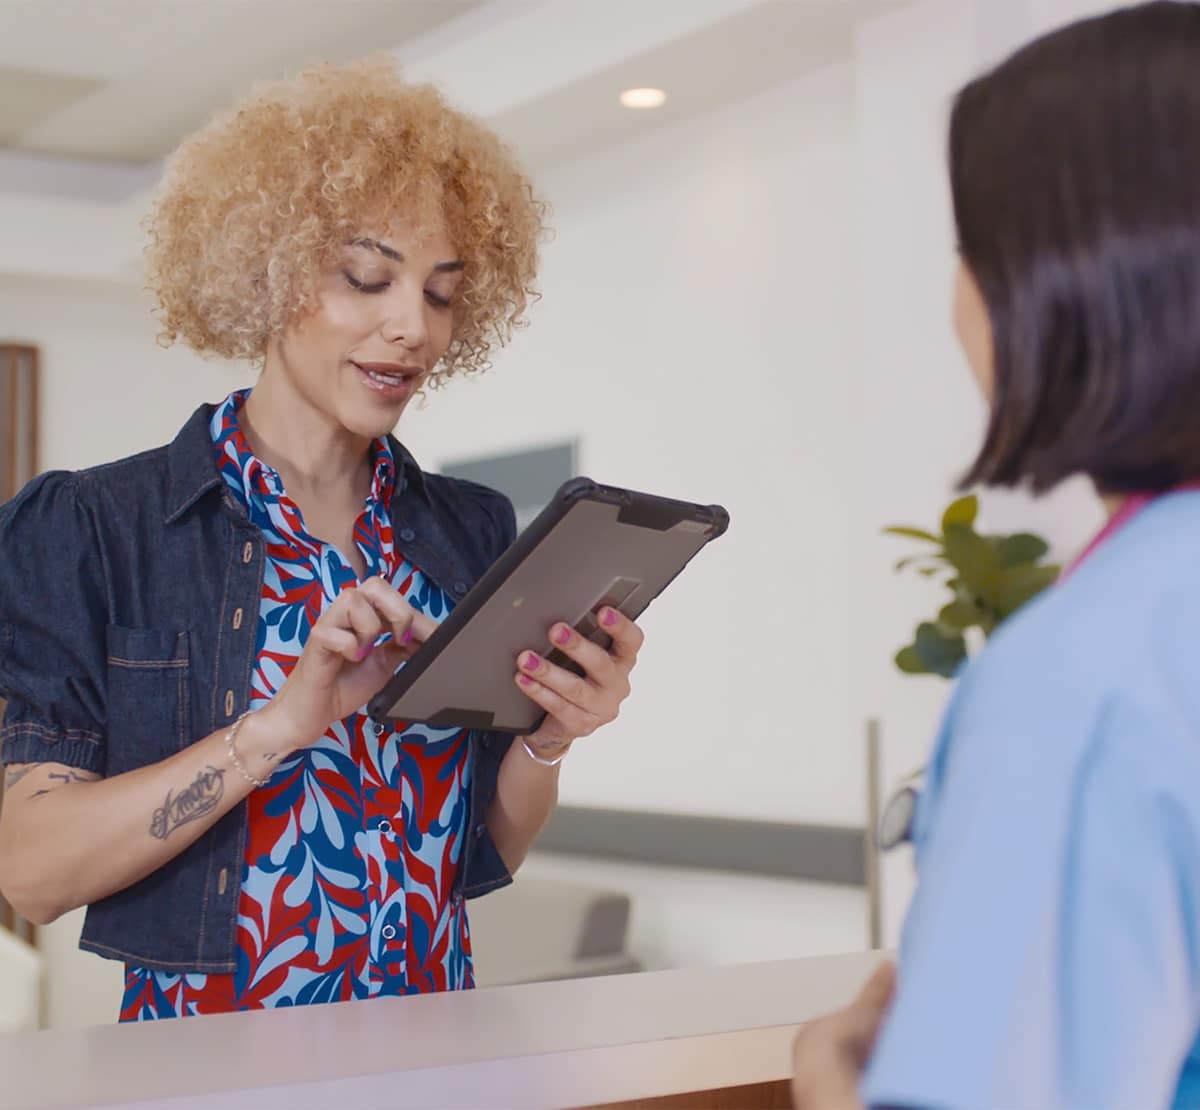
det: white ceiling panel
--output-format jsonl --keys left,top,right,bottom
{"left": 7, "top": 0, "right": 480, "bottom": 160}
{"left": 0, "top": 1, "right": 249, "bottom": 80}
{"left": 0, "top": 66, "right": 101, "bottom": 144}
{"left": 490, "top": 1, "right": 861, "bottom": 172}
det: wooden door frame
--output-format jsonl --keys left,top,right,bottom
{"left": 0, "top": 342, "right": 40, "bottom": 947}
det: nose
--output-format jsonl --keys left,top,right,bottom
{"left": 379, "top": 283, "right": 428, "bottom": 350}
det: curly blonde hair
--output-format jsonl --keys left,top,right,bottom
{"left": 145, "top": 58, "right": 547, "bottom": 384}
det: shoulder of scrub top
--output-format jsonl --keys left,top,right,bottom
{"left": 940, "top": 489, "right": 1200, "bottom": 801}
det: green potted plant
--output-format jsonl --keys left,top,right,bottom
{"left": 885, "top": 495, "right": 1060, "bottom": 678}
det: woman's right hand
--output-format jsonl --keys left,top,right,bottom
{"left": 257, "top": 576, "right": 437, "bottom": 753}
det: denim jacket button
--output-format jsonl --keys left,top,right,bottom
{"left": 453, "top": 581, "right": 468, "bottom": 596}
{"left": 399, "top": 527, "right": 416, "bottom": 543}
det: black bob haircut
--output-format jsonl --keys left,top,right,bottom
{"left": 952, "top": 0, "right": 1200, "bottom": 494}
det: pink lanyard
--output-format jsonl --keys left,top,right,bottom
{"left": 1063, "top": 481, "right": 1200, "bottom": 579}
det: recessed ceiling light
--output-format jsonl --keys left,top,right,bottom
{"left": 619, "top": 87, "right": 666, "bottom": 110}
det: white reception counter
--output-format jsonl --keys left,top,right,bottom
{"left": 1, "top": 950, "right": 881, "bottom": 1109}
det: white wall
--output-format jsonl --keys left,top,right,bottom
{"left": 402, "top": 61, "right": 866, "bottom": 828}
{"left": 0, "top": 280, "right": 246, "bottom": 472}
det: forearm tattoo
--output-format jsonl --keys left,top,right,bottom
{"left": 149, "top": 766, "right": 225, "bottom": 840}
{"left": 30, "top": 769, "right": 94, "bottom": 798}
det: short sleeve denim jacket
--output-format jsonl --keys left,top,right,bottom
{"left": 0, "top": 403, "right": 517, "bottom": 973}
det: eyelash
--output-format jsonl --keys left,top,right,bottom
{"left": 343, "top": 270, "right": 452, "bottom": 308}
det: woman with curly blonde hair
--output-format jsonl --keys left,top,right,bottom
{"left": 0, "top": 59, "right": 643, "bottom": 1019}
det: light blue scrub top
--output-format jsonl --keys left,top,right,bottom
{"left": 863, "top": 490, "right": 1200, "bottom": 1109}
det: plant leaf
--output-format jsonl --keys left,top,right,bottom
{"left": 992, "top": 563, "right": 1060, "bottom": 618}
{"left": 894, "top": 645, "right": 928, "bottom": 674}
{"left": 914, "top": 622, "right": 967, "bottom": 679}
{"left": 894, "top": 555, "right": 945, "bottom": 572}
{"left": 943, "top": 522, "right": 999, "bottom": 594}
{"left": 883, "top": 526, "right": 941, "bottom": 544}
{"left": 938, "top": 599, "right": 980, "bottom": 630}
{"left": 941, "top": 495, "right": 979, "bottom": 531}
{"left": 996, "top": 532, "right": 1050, "bottom": 566}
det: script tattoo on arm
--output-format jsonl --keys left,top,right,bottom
{"left": 149, "top": 766, "right": 225, "bottom": 840}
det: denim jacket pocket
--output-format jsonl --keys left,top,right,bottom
{"left": 105, "top": 625, "right": 191, "bottom": 772}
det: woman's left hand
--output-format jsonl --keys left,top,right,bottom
{"left": 791, "top": 961, "right": 896, "bottom": 1110}
{"left": 514, "top": 607, "right": 643, "bottom": 755}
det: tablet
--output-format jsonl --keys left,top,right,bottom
{"left": 367, "top": 477, "right": 729, "bottom": 733}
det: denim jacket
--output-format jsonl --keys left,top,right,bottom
{"left": 0, "top": 403, "right": 517, "bottom": 973}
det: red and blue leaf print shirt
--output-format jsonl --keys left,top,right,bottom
{"left": 121, "top": 389, "right": 473, "bottom": 1019}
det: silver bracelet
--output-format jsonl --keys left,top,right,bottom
{"left": 521, "top": 738, "right": 572, "bottom": 767}
{"left": 225, "top": 710, "right": 267, "bottom": 788}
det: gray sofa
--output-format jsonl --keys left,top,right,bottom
{"left": 468, "top": 877, "right": 640, "bottom": 987}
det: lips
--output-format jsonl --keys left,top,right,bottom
{"left": 352, "top": 361, "right": 421, "bottom": 400}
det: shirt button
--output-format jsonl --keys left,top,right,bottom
{"left": 373, "top": 722, "right": 385, "bottom": 737}
{"left": 381, "top": 924, "right": 397, "bottom": 941}
{"left": 242, "top": 541, "right": 254, "bottom": 564}
{"left": 224, "top": 689, "right": 235, "bottom": 717}
{"left": 232, "top": 607, "right": 244, "bottom": 631}
{"left": 399, "top": 528, "right": 416, "bottom": 543}
{"left": 378, "top": 820, "right": 392, "bottom": 835}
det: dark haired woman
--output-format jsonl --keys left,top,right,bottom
{"left": 794, "top": 3, "right": 1200, "bottom": 1106}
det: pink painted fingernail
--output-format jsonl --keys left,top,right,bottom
{"left": 519, "top": 674, "right": 534, "bottom": 688}
{"left": 522, "top": 652, "right": 540, "bottom": 672}
{"left": 554, "top": 626, "right": 571, "bottom": 646}
{"left": 602, "top": 608, "right": 619, "bottom": 627}
{"left": 357, "top": 645, "right": 372, "bottom": 661}
{"left": 401, "top": 628, "right": 413, "bottom": 645}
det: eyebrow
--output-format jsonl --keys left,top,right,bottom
{"left": 350, "top": 237, "right": 464, "bottom": 273}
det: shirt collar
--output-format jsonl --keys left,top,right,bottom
{"left": 1062, "top": 480, "right": 1200, "bottom": 579}
{"left": 214, "top": 389, "right": 404, "bottom": 516}
{"left": 164, "top": 394, "right": 429, "bottom": 523}
{"left": 165, "top": 404, "right": 227, "bottom": 524}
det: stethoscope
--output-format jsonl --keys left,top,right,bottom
{"left": 877, "top": 775, "right": 921, "bottom": 851}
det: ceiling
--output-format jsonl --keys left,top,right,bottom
{"left": 0, "top": 0, "right": 908, "bottom": 284}
{"left": 0, "top": 1, "right": 480, "bottom": 160}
